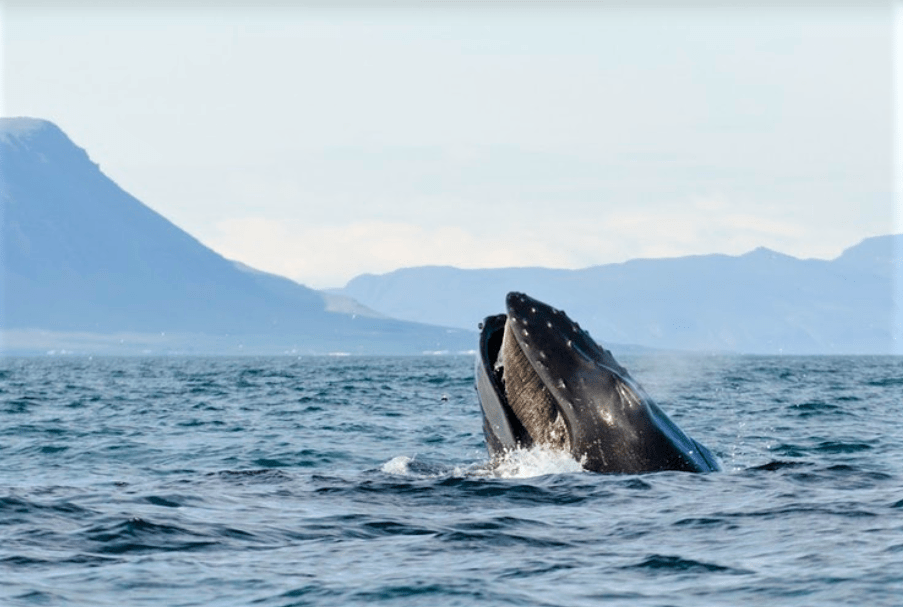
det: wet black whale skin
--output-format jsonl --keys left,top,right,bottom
{"left": 476, "top": 292, "right": 719, "bottom": 474}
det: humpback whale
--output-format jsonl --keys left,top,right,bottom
{"left": 476, "top": 292, "right": 719, "bottom": 473}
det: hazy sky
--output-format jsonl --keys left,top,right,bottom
{"left": 2, "top": 2, "right": 899, "bottom": 288}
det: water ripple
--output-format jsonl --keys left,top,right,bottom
{"left": 1, "top": 355, "right": 901, "bottom": 607}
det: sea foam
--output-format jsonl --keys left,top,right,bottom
{"left": 478, "top": 445, "right": 586, "bottom": 479}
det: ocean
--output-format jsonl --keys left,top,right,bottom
{"left": 1, "top": 354, "right": 901, "bottom": 606}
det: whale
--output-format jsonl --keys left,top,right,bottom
{"left": 476, "top": 292, "right": 719, "bottom": 473}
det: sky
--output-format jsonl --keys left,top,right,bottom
{"left": 1, "top": 1, "right": 900, "bottom": 289}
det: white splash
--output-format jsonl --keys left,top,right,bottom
{"left": 380, "top": 455, "right": 414, "bottom": 476}
{"left": 480, "top": 445, "right": 586, "bottom": 479}
{"left": 383, "top": 448, "right": 586, "bottom": 480}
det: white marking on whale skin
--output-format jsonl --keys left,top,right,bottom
{"left": 599, "top": 406, "right": 614, "bottom": 426}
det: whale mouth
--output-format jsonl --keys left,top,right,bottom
{"left": 479, "top": 292, "right": 619, "bottom": 457}
{"left": 476, "top": 313, "right": 530, "bottom": 454}
{"left": 476, "top": 293, "right": 585, "bottom": 458}
{"left": 493, "top": 310, "right": 573, "bottom": 452}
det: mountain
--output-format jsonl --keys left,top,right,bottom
{"left": 0, "top": 117, "right": 473, "bottom": 355}
{"left": 335, "top": 235, "right": 903, "bottom": 355}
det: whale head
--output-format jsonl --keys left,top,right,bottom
{"left": 476, "top": 292, "right": 719, "bottom": 473}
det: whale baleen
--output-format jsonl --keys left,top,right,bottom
{"left": 476, "top": 292, "right": 719, "bottom": 473}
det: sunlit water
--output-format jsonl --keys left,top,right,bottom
{"left": 2, "top": 355, "right": 902, "bottom": 606}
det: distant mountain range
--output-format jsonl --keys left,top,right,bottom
{"left": 334, "top": 236, "right": 903, "bottom": 355}
{"left": 0, "top": 117, "right": 473, "bottom": 355}
{"left": 2, "top": 117, "right": 899, "bottom": 355}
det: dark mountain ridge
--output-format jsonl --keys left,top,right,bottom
{"left": 0, "top": 118, "right": 472, "bottom": 354}
{"left": 335, "top": 235, "right": 902, "bottom": 355}
{"left": 3, "top": 117, "right": 898, "bottom": 355}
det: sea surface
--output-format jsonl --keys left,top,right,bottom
{"left": 1, "top": 354, "right": 902, "bottom": 606}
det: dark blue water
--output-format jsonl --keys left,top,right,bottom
{"left": 1, "top": 355, "right": 902, "bottom": 606}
